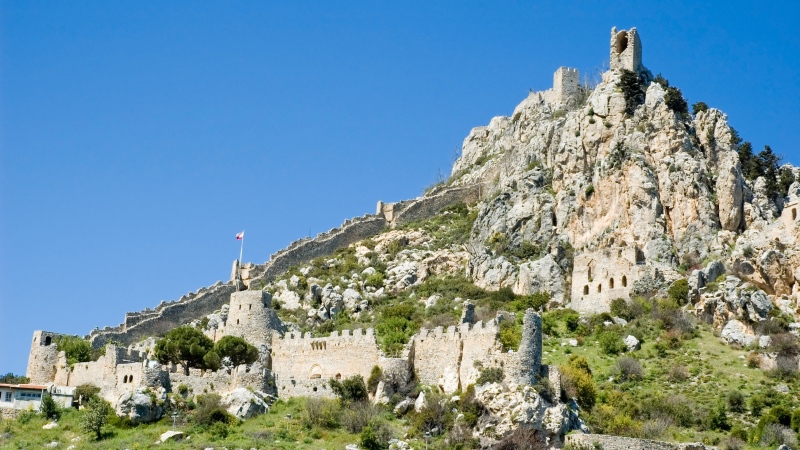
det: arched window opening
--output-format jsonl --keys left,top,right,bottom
{"left": 309, "top": 365, "right": 322, "bottom": 379}
{"left": 129, "top": 376, "right": 133, "bottom": 384}
{"left": 583, "top": 285, "right": 589, "bottom": 295}
{"left": 615, "top": 31, "right": 629, "bottom": 54}
{"left": 598, "top": 284, "right": 602, "bottom": 293}
{"left": 239, "top": 304, "right": 242, "bottom": 310}
{"left": 610, "top": 278, "right": 615, "bottom": 289}
{"left": 636, "top": 248, "right": 646, "bottom": 265}
{"left": 336, "top": 373, "right": 342, "bottom": 380}
{"left": 44, "top": 336, "right": 52, "bottom": 346}
{"left": 622, "top": 275, "right": 628, "bottom": 287}
{"left": 792, "top": 208, "right": 797, "bottom": 220}
{"left": 249, "top": 304, "right": 252, "bottom": 310}
{"left": 588, "top": 266, "right": 592, "bottom": 280}
{"left": 236, "top": 319, "right": 240, "bottom": 325}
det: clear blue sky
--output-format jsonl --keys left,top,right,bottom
{"left": 2, "top": 1, "right": 798, "bottom": 374}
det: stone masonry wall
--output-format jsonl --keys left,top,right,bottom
{"left": 271, "top": 329, "right": 382, "bottom": 398}
{"left": 88, "top": 282, "right": 236, "bottom": 347}
{"left": 225, "top": 290, "right": 284, "bottom": 346}
{"left": 570, "top": 247, "right": 647, "bottom": 314}
{"left": 387, "top": 184, "right": 484, "bottom": 226}
{"left": 565, "top": 434, "right": 704, "bottom": 450}
{"left": 26, "top": 330, "right": 66, "bottom": 384}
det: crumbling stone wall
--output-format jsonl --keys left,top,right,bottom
{"left": 88, "top": 282, "right": 236, "bottom": 347}
{"left": 541, "top": 67, "right": 581, "bottom": 107}
{"left": 413, "top": 311, "right": 542, "bottom": 394}
{"left": 610, "top": 27, "right": 643, "bottom": 74}
{"left": 566, "top": 434, "right": 704, "bottom": 450}
{"left": 381, "top": 184, "right": 484, "bottom": 226}
{"left": 271, "top": 329, "right": 382, "bottom": 398}
{"left": 167, "top": 363, "right": 272, "bottom": 396}
{"left": 570, "top": 247, "right": 648, "bottom": 314}
{"left": 26, "top": 330, "right": 67, "bottom": 384}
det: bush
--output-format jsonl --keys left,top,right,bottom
{"left": 74, "top": 384, "right": 101, "bottom": 404}
{"left": 55, "top": 335, "right": 93, "bottom": 366}
{"left": 0, "top": 373, "right": 29, "bottom": 384}
{"left": 692, "top": 102, "right": 709, "bottom": 115}
{"left": 360, "top": 419, "right": 393, "bottom": 450}
{"left": 476, "top": 367, "right": 504, "bottom": 385}
{"left": 495, "top": 427, "right": 545, "bottom": 450}
{"left": 618, "top": 69, "right": 645, "bottom": 116}
{"left": 667, "top": 364, "right": 689, "bottom": 382}
{"left": 585, "top": 184, "right": 595, "bottom": 198}
{"left": 367, "top": 366, "right": 382, "bottom": 395}
{"left": 599, "top": 331, "right": 625, "bottom": 355}
{"left": 330, "top": 375, "right": 368, "bottom": 404}
{"left": 725, "top": 390, "right": 746, "bottom": 413}
{"left": 364, "top": 272, "right": 385, "bottom": 289}
{"left": 719, "top": 436, "right": 745, "bottom": 450}
{"left": 39, "top": 392, "right": 60, "bottom": 420}
{"left": 610, "top": 298, "right": 633, "bottom": 320}
{"left": 668, "top": 279, "right": 690, "bottom": 305}
{"left": 709, "top": 402, "right": 731, "bottom": 431}
{"left": 342, "top": 401, "right": 380, "bottom": 433}
{"left": 303, "top": 397, "right": 340, "bottom": 429}
{"left": 410, "top": 390, "right": 450, "bottom": 435}
{"left": 664, "top": 86, "right": 689, "bottom": 116}
{"left": 193, "top": 393, "right": 236, "bottom": 426}
{"left": 499, "top": 320, "right": 521, "bottom": 351}
{"left": 560, "top": 365, "right": 597, "bottom": 411}
{"left": 615, "top": 357, "right": 643, "bottom": 382}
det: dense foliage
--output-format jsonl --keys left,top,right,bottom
{"left": 154, "top": 326, "right": 215, "bottom": 375}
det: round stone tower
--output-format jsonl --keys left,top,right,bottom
{"left": 517, "top": 309, "right": 543, "bottom": 385}
{"left": 225, "top": 290, "right": 277, "bottom": 346}
{"left": 26, "top": 330, "right": 62, "bottom": 384}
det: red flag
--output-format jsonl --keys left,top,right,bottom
{"left": 235, "top": 231, "right": 244, "bottom": 240}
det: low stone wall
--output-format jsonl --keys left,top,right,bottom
{"left": 387, "top": 184, "right": 484, "bottom": 226}
{"left": 565, "top": 434, "right": 705, "bottom": 450}
{"left": 89, "top": 283, "right": 236, "bottom": 347}
{"left": 167, "top": 363, "right": 272, "bottom": 396}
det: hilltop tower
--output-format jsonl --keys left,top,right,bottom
{"left": 517, "top": 309, "right": 543, "bottom": 385}
{"left": 225, "top": 290, "right": 282, "bottom": 347}
{"left": 610, "top": 26, "right": 643, "bottom": 74}
{"left": 26, "top": 330, "right": 63, "bottom": 384}
{"left": 553, "top": 67, "right": 580, "bottom": 104}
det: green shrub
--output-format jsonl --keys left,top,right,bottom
{"left": 559, "top": 363, "right": 596, "bottom": 411}
{"left": 499, "top": 320, "right": 521, "bottom": 351}
{"left": 330, "top": 375, "right": 368, "bottom": 405}
{"left": 360, "top": 419, "right": 393, "bottom": 450}
{"left": 367, "top": 366, "right": 382, "bottom": 395}
{"left": 303, "top": 397, "right": 341, "bottom": 429}
{"left": 664, "top": 86, "right": 689, "bottom": 116}
{"left": 513, "top": 291, "right": 550, "bottom": 312}
{"left": 80, "top": 397, "right": 112, "bottom": 440}
{"left": 618, "top": 69, "right": 644, "bottom": 115}
{"left": 692, "top": 102, "right": 709, "bottom": 115}
{"left": 74, "top": 384, "right": 101, "bottom": 404}
{"left": 0, "top": 373, "right": 29, "bottom": 384}
{"left": 668, "top": 279, "right": 690, "bottom": 305}
{"left": 709, "top": 402, "right": 731, "bottom": 431}
{"left": 364, "top": 272, "right": 385, "bottom": 289}
{"left": 727, "top": 390, "right": 746, "bottom": 413}
{"left": 585, "top": 184, "right": 595, "bottom": 198}
{"left": 341, "top": 401, "right": 380, "bottom": 433}
{"left": 615, "top": 356, "right": 643, "bottom": 382}
{"left": 193, "top": 393, "right": 236, "bottom": 426}
{"left": 39, "top": 392, "right": 60, "bottom": 420}
{"left": 599, "top": 331, "right": 625, "bottom": 355}
{"left": 213, "top": 335, "right": 259, "bottom": 367}
{"left": 55, "top": 335, "right": 92, "bottom": 366}
{"left": 476, "top": 367, "right": 504, "bottom": 385}
{"left": 610, "top": 298, "right": 632, "bottom": 320}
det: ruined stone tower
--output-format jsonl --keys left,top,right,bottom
{"left": 224, "top": 290, "right": 282, "bottom": 347}
{"left": 26, "top": 330, "right": 63, "bottom": 384}
{"left": 516, "top": 309, "right": 543, "bottom": 385}
{"left": 610, "top": 26, "right": 643, "bottom": 74}
{"left": 553, "top": 67, "right": 580, "bottom": 104}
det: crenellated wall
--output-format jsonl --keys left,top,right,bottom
{"left": 88, "top": 282, "right": 236, "bottom": 347}
{"left": 271, "top": 328, "right": 383, "bottom": 398}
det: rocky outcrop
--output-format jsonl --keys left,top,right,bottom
{"left": 115, "top": 387, "right": 165, "bottom": 424}
{"left": 221, "top": 388, "right": 270, "bottom": 420}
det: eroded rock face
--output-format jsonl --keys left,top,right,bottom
{"left": 221, "top": 388, "right": 269, "bottom": 420}
{"left": 116, "top": 387, "right": 165, "bottom": 424}
{"left": 474, "top": 383, "right": 586, "bottom": 445}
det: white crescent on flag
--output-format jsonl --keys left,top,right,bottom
{"left": 236, "top": 231, "right": 244, "bottom": 240}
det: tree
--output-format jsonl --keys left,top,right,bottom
{"left": 80, "top": 397, "right": 112, "bottom": 440}
{"left": 738, "top": 142, "right": 758, "bottom": 180}
{"left": 55, "top": 335, "right": 92, "bottom": 366}
{"left": 758, "top": 145, "right": 781, "bottom": 197}
{"left": 329, "top": 375, "right": 368, "bottom": 404}
{"left": 0, "top": 373, "right": 29, "bottom": 384}
{"left": 668, "top": 279, "right": 690, "bottom": 305}
{"left": 154, "top": 326, "right": 214, "bottom": 375}
{"left": 618, "top": 69, "right": 644, "bottom": 116}
{"left": 692, "top": 102, "right": 709, "bottom": 115}
{"left": 664, "top": 86, "right": 689, "bottom": 116}
{"left": 40, "top": 392, "right": 60, "bottom": 420}
{"left": 213, "top": 335, "right": 259, "bottom": 367}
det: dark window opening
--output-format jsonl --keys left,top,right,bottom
{"left": 44, "top": 336, "right": 52, "bottom": 346}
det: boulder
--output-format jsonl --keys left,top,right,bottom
{"left": 414, "top": 391, "right": 427, "bottom": 413}
{"left": 221, "top": 388, "right": 269, "bottom": 420}
{"left": 116, "top": 387, "right": 164, "bottom": 424}
{"left": 624, "top": 335, "right": 640, "bottom": 351}
{"left": 720, "top": 320, "right": 756, "bottom": 347}
{"left": 342, "top": 288, "right": 363, "bottom": 311}
{"left": 160, "top": 430, "right": 184, "bottom": 442}
{"left": 393, "top": 398, "right": 414, "bottom": 415}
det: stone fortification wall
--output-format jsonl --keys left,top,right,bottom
{"left": 88, "top": 282, "right": 236, "bottom": 347}
{"left": 565, "top": 434, "right": 704, "bottom": 450}
{"left": 412, "top": 313, "right": 542, "bottom": 394}
{"left": 243, "top": 214, "right": 388, "bottom": 286}
{"left": 610, "top": 27, "right": 644, "bottom": 74}
{"left": 271, "top": 328, "right": 382, "bottom": 398}
{"left": 383, "top": 184, "right": 484, "bottom": 226}
{"left": 167, "top": 363, "right": 271, "bottom": 396}
{"left": 570, "top": 247, "right": 647, "bottom": 314}
{"left": 541, "top": 67, "right": 581, "bottom": 107}
{"left": 26, "top": 330, "right": 67, "bottom": 384}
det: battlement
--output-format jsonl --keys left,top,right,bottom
{"left": 538, "top": 67, "right": 581, "bottom": 108}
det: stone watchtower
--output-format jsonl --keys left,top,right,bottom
{"left": 224, "top": 290, "right": 282, "bottom": 347}
{"left": 516, "top": 309, "right": 543, "bottom": 385}
{"left": 26, "top": 330, "right": 63, "bottom": 384}
{"left": 553, "top": 67, "right": 580, "bottom": 104}
{"left": 610, "top": 26, "right": 643, "bottom": 74}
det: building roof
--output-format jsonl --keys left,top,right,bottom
{"left": 0, "top": 383, "right": 48, "bottom": 390}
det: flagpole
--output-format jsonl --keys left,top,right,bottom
{"left": 239, "top": 231, "right": 244, "bottom": 264}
